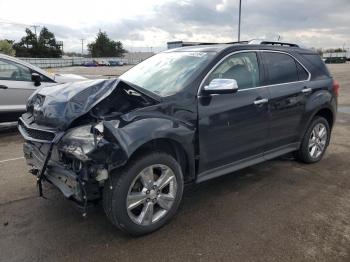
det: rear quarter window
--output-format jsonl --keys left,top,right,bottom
{"left": 296, "top": 62, "right": 309, "bottom": 81}
{"left": 300, "top": 54, "right": 330, "bottom": 79}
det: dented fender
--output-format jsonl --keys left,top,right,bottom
{"left": 101, "top": 116, "right": 196, "bottom": 175}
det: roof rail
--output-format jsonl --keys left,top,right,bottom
{"left": 226, "top": 41, "right": 249, "bottom": 45}
{"left": 196, "top": 41, "right": 249, "bottom": 46}
{"left": 248, "top": 39, "right": 299, "bottom": 47}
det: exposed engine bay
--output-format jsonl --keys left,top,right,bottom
{"left": 70, "top": 81, "right": 154, "bottom": 127}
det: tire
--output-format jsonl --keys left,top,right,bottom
{"left": 296, "top": 116, "right": 330, "bottom": 163}
{"left": 103, "top": 151, "right": 184, "bottom": 236}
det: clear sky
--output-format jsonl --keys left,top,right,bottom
{"left": 0, "top": 0, "right": 349, "bottom": 52}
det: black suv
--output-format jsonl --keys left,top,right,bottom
{"left": 19, "top": 41, "right": 339, "bottom": 235}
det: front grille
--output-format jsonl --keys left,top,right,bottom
{"left": 18, "top": 118, "right": 56, "bottom": 142}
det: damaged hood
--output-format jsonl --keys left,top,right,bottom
{"left": 27, "top": 79, "right": 120, "bottom": 130}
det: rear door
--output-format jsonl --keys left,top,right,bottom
{"left": 261, "top": 51, "right": 311, "bottom": 151}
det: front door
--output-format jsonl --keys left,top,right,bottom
{"left": 197, "top": 52, "right": 270, "bottom": 178}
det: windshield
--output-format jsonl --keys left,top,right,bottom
{"left": 120, "top": 51, "right": 214, "bottom": 96}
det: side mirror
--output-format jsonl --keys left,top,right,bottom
{"left": 204, "top": 78, "right": 238, "bottom": 94}
{"left": 31, "top": 73, "right": 42, "bottom": 87}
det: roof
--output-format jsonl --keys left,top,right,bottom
{"left": 166, "top": 43, "right": 315, "bottom": 55}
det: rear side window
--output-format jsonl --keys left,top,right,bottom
{"left": 262, "top": 52, "right": 298, "bottom": 85}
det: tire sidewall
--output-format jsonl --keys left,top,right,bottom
{"left": 109, "top": 152, "right": 184, "bottom": 236}
{"left": 300, "top": 116, "right": 330, "bottom": 163}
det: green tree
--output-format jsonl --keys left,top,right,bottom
{"left": 37, "top": 27, "right": 62, "bottom": 58}
{"left": 325, "top": 48, "right": 346, "bottom": 53}
{"left": 333, "top": 48, "right": 345, "bottom": 53}
{"left": 13, "top": 27, "right": 62, "bottom": 58}
{"left": 0, "top": 39, "right": 16, "bottom": 56}
{"left": 88, "top": 31, "right": 127, "bottom": 57}
{"left": 13, "top": 28, "right": 37, "bottom": 57}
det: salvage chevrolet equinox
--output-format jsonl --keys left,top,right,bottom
{"left": 19, "top": 40, "right": 339, "bottom": 235}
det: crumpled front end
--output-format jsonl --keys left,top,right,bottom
{"left": 19, "top": 77, "right": 158, "bottom": 206}
{"left": 18, "top": 77, "right": 195, "bottom": 216}
{"left": 18, "top": 77, "right": 160, "bottom": 213}
{"left": 19, "top": 113, "right": 129, "bottom": 209}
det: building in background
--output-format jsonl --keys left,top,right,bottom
{"left": 323, "top": 51, "right": 349, "bottom": 64}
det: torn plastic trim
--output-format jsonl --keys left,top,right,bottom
{"left": 35, "top": 132, "right": 66, "bottom": 197}
{"left": 57, "top": 122, "right": 129, "bottom": 170}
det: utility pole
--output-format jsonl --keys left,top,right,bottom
{"left": 237, "top": 0, "right": 242, "bottom": 42}
{"left": 30, "top": 25, "right": 41, "bottom": 38}
{"left": 81, "top": 39, "right": 85, "bottom": 56}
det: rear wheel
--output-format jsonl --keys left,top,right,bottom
{"left": 103, "top": 151, "right": 184, "bottom": 236}
{"left": 296, "top": 116, "right": 330, "bottom": 163}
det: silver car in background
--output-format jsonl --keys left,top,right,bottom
{"left": 0, "top": 54, "right": 86, "bottom": 122}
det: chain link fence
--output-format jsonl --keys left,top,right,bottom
{"left": 17, "top": 57, "right": 147, "bottom": 68}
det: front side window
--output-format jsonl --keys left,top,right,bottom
{"left": 205, "top": 52, "right": 260, "bottom": 90}
{"left": 262, "top": 52, "right": 299, "bottom": 85}
{"left": 120, "top": 51, "right": 215, "bottom": 96}
{"left": 0, "top": 59, "right": 32, "bottom": 81}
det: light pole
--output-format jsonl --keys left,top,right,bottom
{"left": 80, "top": 39, "right": 85, "bottom": 56}
{"left": 238, "top": 0, "right": 242, "bottom": 42}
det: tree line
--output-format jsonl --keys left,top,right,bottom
{"left": 0, "top": 28, "right": 127, "bottom": 58}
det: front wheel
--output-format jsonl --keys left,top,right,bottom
{"left": 103, "top": 151, "right": 184, "bottom": 236}
{"left": 296, "top": 116, "right": 330, "bottom": 163}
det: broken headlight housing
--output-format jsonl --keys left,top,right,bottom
{"left": 58, "top": 123, "right": 104, "bottom": 161}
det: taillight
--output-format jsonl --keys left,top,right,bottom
{"left": 333, "top": 80, "right": 340, "bottom": 97}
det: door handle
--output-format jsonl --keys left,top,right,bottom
{"left": 0, "top": 85, "right": 8, "bottom": 89}
{"left": 301, "top": 87, "right": 312, "bottom": 93}
{"left": 254, "top": 98, "right": 268, "bottom": 105}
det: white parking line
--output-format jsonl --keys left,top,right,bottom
{"left": 0, "top": 157, "right": 25, "bottom": 164}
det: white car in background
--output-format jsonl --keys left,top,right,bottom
{"left": 0, "top": 53, "right": 87, "bottom": 122}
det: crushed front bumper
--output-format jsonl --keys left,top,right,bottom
{"left": 18, "top": 115, "right": 127, "bottom": 212}
{"left": 23, "top": 142, "right": 83, "bottom": 201}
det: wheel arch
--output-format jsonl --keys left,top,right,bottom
{"left": 298, "top": 105, "right": 335, "bottom": 145}
{"left": 127, "top": 138, "right": 195, "bottom": 183}
{"left": 314, "top": 107, "right": 334, "bottom": 130}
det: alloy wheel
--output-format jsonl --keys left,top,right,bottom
{"left": 126, "top": 164, "right": 177, "bottom": 226}
{"left": 308, "top": 123, "right": 327, "bottom": 159}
